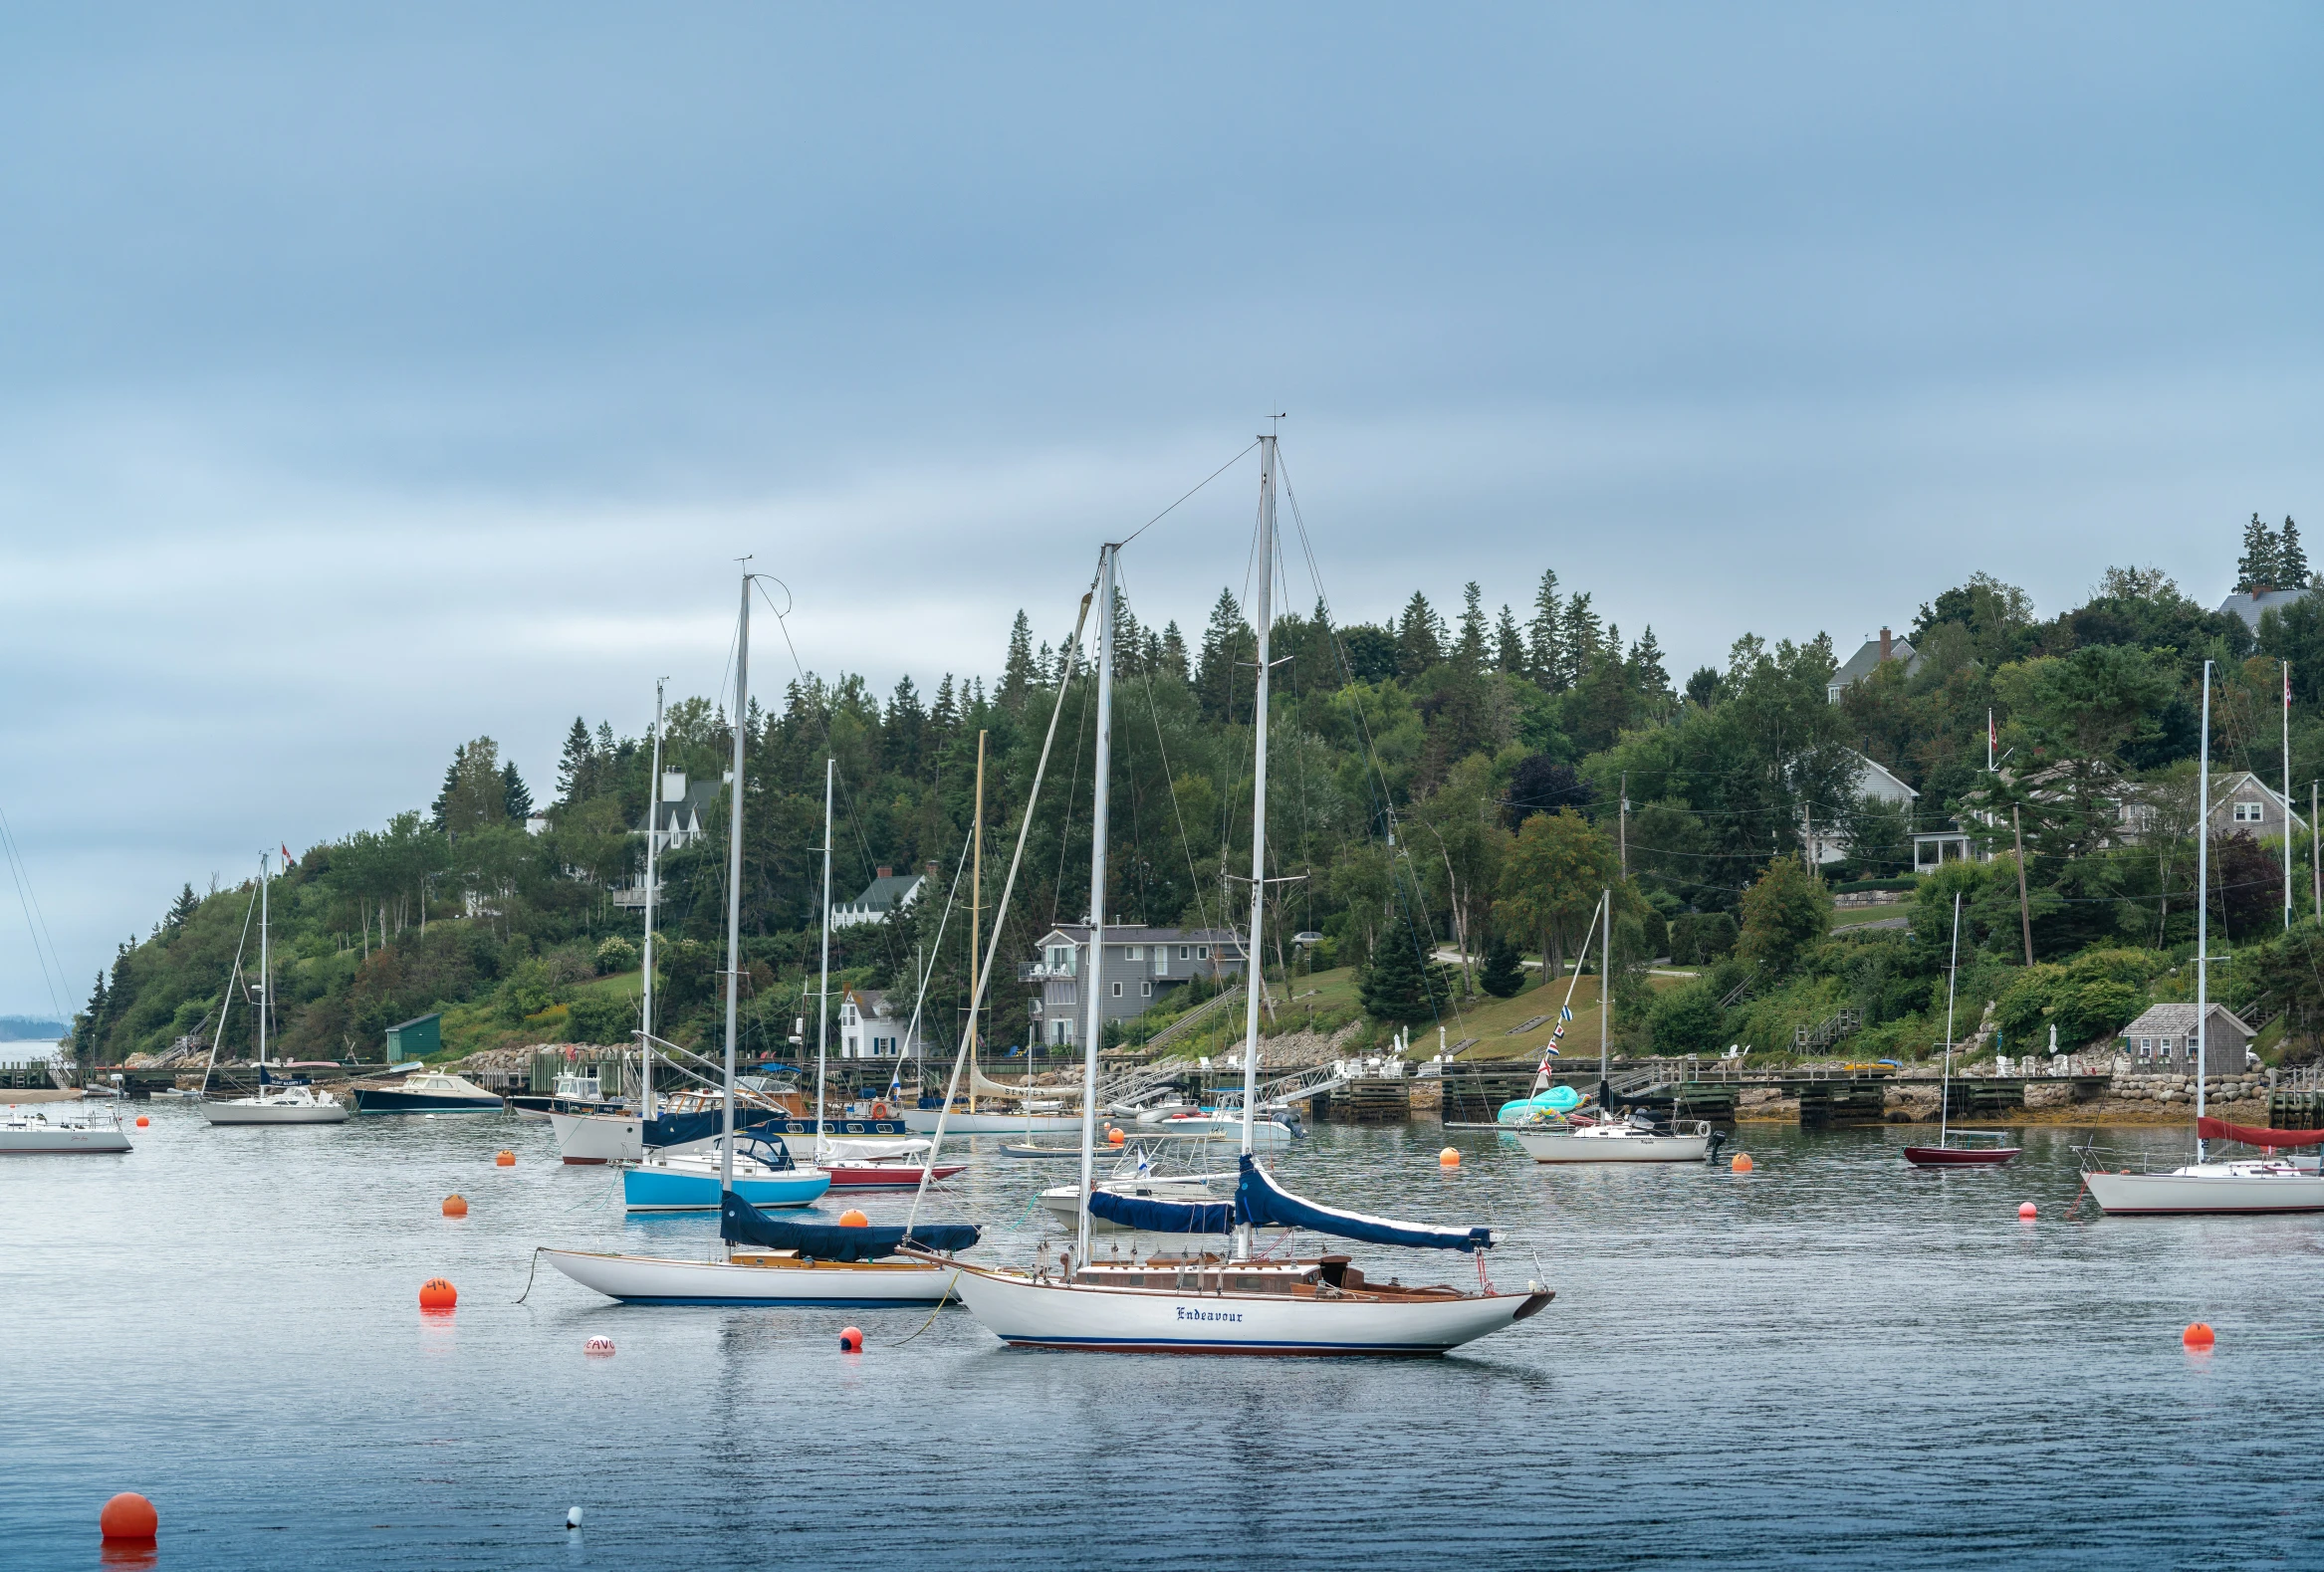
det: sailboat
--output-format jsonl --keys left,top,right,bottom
{"left": 1904, "top": 892, "right": 2017, "bottom": 1167}
{"left": 937, "top": 435, "right": 1551, "bottom": 1355}
{"left": 2084, "top": 659, "right": 2324, "bottom": 1214}
{"left": 202, "top": 851, "right": 349, "bottom": 1126}
{"left": 1512, "top": 892, "right": 1713, "bottom": 1163}
{"left": 545, "top": 568, "right": 977, "bottom": 1304}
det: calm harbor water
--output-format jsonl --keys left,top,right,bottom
{"left": 5, "top": 1105, "right": 2322, "bottom": 1570}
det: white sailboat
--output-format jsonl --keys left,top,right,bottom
{"left": 544, "top": 568, "right": 973, "bottom": 1305}
{"left": 2085, "top": 659, "right": 2324, "bottom": 1215}
{"left": 940, "top": 435, "right": 1552, "bottom": 1354}
{"left": 1512, "top": 892, "right": 1710, "bottom": 1164}
{"left": 0, "top": 1103, "right": 132, "bottom": 1154}
{"left": 202, "top": 851, "right": 349, "bottom": 1126}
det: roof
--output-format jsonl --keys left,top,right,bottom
{"left": 844, "top": 987, "right": 894, "bottom": 1014}
{"left": 1847, "top": 749, "right": 1921, "bottom": 803}
{"left": 1042, "top": 924, "right": 1249, "bottom": 955}
{"left": 1828, "top": 635, "right": 1923, "bottom": 694}
{"left": 2208, "top": 771, "right": 2310, "bottom": 830}
{"left": 2119, "top": 1003, "right": 2254, "bottom": 1039}
{"left": 2217, "top": 586, "right": 2313, "bottom": 631}
{"left": 634, "top": 779, "right": 727, "bottom": 835}
{"left": 842, "top": 873, "right": 922, "bottom": 911}
{"left": 389, "top": 1012, "right": 441, "bottom": 1030}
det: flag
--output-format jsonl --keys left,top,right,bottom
{"left": 280, "top": 843, "right": 293, "bottom": 865}
{"left": 1559, "top": 1007, "right": 1573, "bottom": 1022}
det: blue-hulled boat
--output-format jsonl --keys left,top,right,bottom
{"left": 622, "top": 1135, "right": 830, "bottom": 1212}
{"left": 353, "top": 1070, "right": 503, "bottom": 1114}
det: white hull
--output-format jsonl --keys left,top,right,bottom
{"left": 551, "top": 1110, "right": 643, "bottom": 1164}
{"left": 1039, "top": 1178, "right": 1222, "bottom": 1231}
{"left": 945, "top": 1261, "right": 1548, "bottom": 1355}
{"left": 543, "top": 1248, "right": 964, "bottom": 1305}
{"left": 0, "top": 1125, "right": 131, "bottom": 1154}
{"left": 1514, "top": 1127, "right": 1710, "bottom": 1163}
{"left": 200, "top": 1100, "right": 349, "bottom": 1125}
{"left": 903, "top": 1109, "right": 1085, "bottom": 1134}
{"left": 2085, "top": 1166, "right": 2324, "bottom": 1215}
{"left": 1135, "top": 1117, "right": 1293, "bottom": 1150}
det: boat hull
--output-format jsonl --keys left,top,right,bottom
{"left": 199, "top": 1100, "right": 350, "bottom": 1125}
{"left": 822, "top": 1162, "right": 967, "bottom": 1191}
{"left": 0, "top": 1126, "right": 131, "bottom": 1154}
{"left": 551, "top": 1110, "right": 643, "bottom": 1164}
{"left": 945, "top": 1262, "right": 1550, "bottom": 1356}
{"left": 903, "top": 1110, "right": 1085, "bottom": 1134}
{"left": 510, "top": 1094, "right": 627, "bottom": 1121}
{"left": 353, "top": 1088, "right": 505, "bottom": 1114}
{"left": 1512, "top": 1129, "right": 1710, "bottom": 1163}
{"left": 1903, "top": 1145, "right": 2018, "bottom": 1167}
{"left": 542, "top": 1247, "right": 965, "bottom": 1306}
{"left": 621, "top": 1165, "right": 831, "bottom": 1213}
{"left": 2084, "top": 1170, "right": 2324, "bottom": 1215}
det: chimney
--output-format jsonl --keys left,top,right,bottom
{"left": 925, "top": 861, "right": 939, "bottom": 881}
{"left": 1879, "top": 626, "right": 1892, "bottom": 663}
{"left": 876, "top": 865, "right": 892, "bottom": 880}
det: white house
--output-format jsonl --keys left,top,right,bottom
{"left": 830, "top": 865, "right": 932, "bottom": 929}
{"left": 837, "top": 988, "right": 923, "bottom": 1060}
{"left": 1806, "top": 750, "right": 1920, "bottom": 867}
{"left": 1827, "top": 628, "right": 1923, "bottom": 704}
{"left": 612, "top": 770, "right": 730, "bottom": 909}
{"left": 2206, "top": 771, "right": 2309, "bottom": 840}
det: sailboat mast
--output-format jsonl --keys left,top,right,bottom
{"left": 640, "top": 679, "right": 664, "bottom": 1122}
{"left": 2197, "top": 659, "right": 2210, "bottom": 1164}
{"left": 1075, "top": 544, "right": 1119, "bottom": 1268}
{"left": 1599, "top": 888, "right": 1610, "bottom": 1103}
{"left": 722, "top": 571, "right": 751, "bottom": 1195}
{"left": 1940, "top": 891, "right": 1962, "bottom": 1146}
{"left": 258, "top": 851, "right": 270, "bottom": 1080}
{"left": 969, "top": 731, "right": 985, "bottom": 1110}
{"left": 815, "top": 756, "right": 833, "bottom": 1154}
{"left": 1240, "top": 434, "right": 1277, "bottom": 1169}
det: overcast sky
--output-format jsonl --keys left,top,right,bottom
{"left": 1, "top": 4, "right": 2318, "bottom": 1018}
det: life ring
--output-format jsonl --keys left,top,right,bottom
{"left": 870, "top": 1100, "right": 892, "bottom": 1119}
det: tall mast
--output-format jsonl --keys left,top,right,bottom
{"left": 2197, "top": 659, "right": 2210, "bottom": 1164}
{"left": 969, "top": 730, "right": 986, "bottom": 1109}
{"left": 258, "top": 851, "right": 270, "bottom": 1081}
{"left": 1239, "top": 434, "right": 1277, "bottom": 1178}
{"left": 1940, "top": 891, "right": 1962, "bottom": 1147}
{"left": 1599, "top": 888, "right": 1611, "bottom": 1105}
{"left": 721, "top": 569, "right": 751, "bottom": 1195}
{"left": 640, "top": 679, "right": 664, "bottom": 1122}
{"left": 1074, "top": 544, "right": 1118, "bottom": 1268}
{"left": 815, "top": 756, "right": 834, "bottom": 1156}
{"left": 2285, "top": 659, "right": 2294, "bottom": 930}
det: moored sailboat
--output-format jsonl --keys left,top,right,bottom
{"left": 1904, "top": 892, "right": 2018, "bottom": 1168}
{"left": 202, "top": 852, "right": 349, "bottom": 1126}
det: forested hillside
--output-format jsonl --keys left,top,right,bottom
{"left": 72, "top": 516, "right": 2324, "bottom": 1072}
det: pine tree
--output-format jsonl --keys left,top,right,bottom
{"left": 1158, "top": 620, "right": 1191, "bottom": 683}
{"left": 1000, "top": 611, "right": 1036, "bottom": 709}
{"left": 1197, "top": 589, "right": 1253, "bottom": 721}
{"left": 930, "top": 673, "right": 958, "bottom": 735}
{"left": 2236, "top": 513, "right": 2279, "bottom": 592}
{"left": 1562, "top": 591, "right": 1603, "bottom": 687}
{"left": 502, "top": 761, "right": 533, "bottom": 822}
{"left": 1455, "top": 581, "right": 1489, "bottom": 674}
{"left": 1394, "top": 591, "right": 1445, "bottom": 677}
{"left": 1630, "top": 626, "right": 1671, "bottom": 697}
{"left": 884, "top": 676, "right": 926, "bottom": 778}
{"left": 430, "top": 744, "right": 466, "bottom": 830}
{"left": 165, "top": 883, "right": 199, "bottom": 931}
{"left": 1479, "top": 930, "right": 1525, "bottom": 999}
{"left": 1527, "top": 569, "right": 1564, "bottom": 690}
{"left": 1358, "top": 912, "right": 1440, "bottom": 1026}
{"left": 556, "top": 718, "right": 596, "bottom": 804}
{"left": 1495, "top": 604, "right": 1525, "bottom": 675}
{"left": 2280, "top": 516, "right": 2309, "bottom": 585}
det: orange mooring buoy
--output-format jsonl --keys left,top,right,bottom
{"left": 418, "top": 1277, "right": 458, "bottom": 1310}
{"left": 839, "top": 1326, "right": 864, "bottom": 1352}
{"left": 837, "top": 1210, "right": 869, "bottom": 1228}
{"left": 494, "top": 1150, "right": 516, "bottom": 1167}
{"left": 442, "top": 1194, "right": 468, "bottom": 1217}
{"left": 1107, "top": 1126, "right": 1125, "bottom": 1145}
{"left": 134, "top": 1115, "right": 150, "bottom": 1127}
{"left": 2184, "top": 1322, "right": 2216, "bottom": 1350}
{"left": 2018, "top": 1201, "right": 2037, "bottom": 1220}
{"left": 1732, "top": 1153, "right": 1754, "bottom": 1173}
{"left": 1439, "top": 1147, "right": 1461, "bottom": 1168}
{"left": 100, "top": 1492, "right": 157, "bottom": 1542}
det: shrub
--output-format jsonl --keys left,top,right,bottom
{"left": 594, "top": 936, "right": 639, "bottom": 976}
{"left": 1670, "top": 912, "right": 1739, "bottom": 966}
{"left": 1479, "top": 934, "right": 1526, "bottom": 999}
{"left": 1649, "top": 982, "right": 1727, "bottom": 1054}
{"left": 569, "top": 993, "right": 634, "bottom": 1045}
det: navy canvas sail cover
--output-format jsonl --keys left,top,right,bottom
{"left": 642, "top": 1108, "right": 785, "bottom": 1150}
{"left": 1087, "top": 1189, "right": 1234, "bottom": 1234}
{"left": 719, "top": 1192, "right": 981, "bottom": 1260}
{"left": 1233, "top": 1155, "right": 1494, "bottom": 1252}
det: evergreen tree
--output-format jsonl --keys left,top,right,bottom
{"left": 1630, "top": 626, "right": 1670, "bottom": 697}
{"left": 1561, "top": 591, "right": 1603, "bottom": 687}
{"left": 556, "top": 718, "right": 596, "bottom": 804}
{"left": 2236, "top": 513, "right": 2280, "bottom": 592}
{"left": 2280, "top": 516, "right": 2309, "bottom": 585}
{"left": 884, "top": 676, "right": 926, "bottom": 779}
{"left": 1197, "top": 589, "right": 1253, "bottom": 721}
{"left": 165, "top": 883, "right": 199, "bottom": 931}
{"left": 1158, "top": 620, "right": 1191, "bottom": 683}
{"left": 501, "top": 762, "right": 533, "bottom": 823}
{"left": 430, "top": 744, "right": 466, "bottom": 830}
{"left": 1359, "top": 907, "right": 1442, "bottom": 1026}
{"left": 1455, "top": 581, "right": 1489, "bottom": 674}
{"left": 1479, "top": 930, "right": 1526, "bottom": 998}
{"left": 1394, "top": 591, "right": 1446, "bottom": 677}
{"left": 930, "top": 674, "right": 958, "bottom": 735}
{"left": 1526, "top": 568, "right": 1564, "bottom": 690}
{"left": 1495, "top": 604, "right": 1525, "bottom": 675}
{"left": 1000, "top": 611, "right": 1036, "bottom": 709}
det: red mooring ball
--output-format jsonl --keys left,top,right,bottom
{"left": 838, "top": 1326, "right": 864, "bottom": 1353}
{"left": 100, "top": 1492, "right": 157, "bottom": 1541}
{"left": 2184, "top": 1322, "right": 2216, "bottom": 1350}
{"left": 418, "top": 1276, "right": 458, "bottom": 1310}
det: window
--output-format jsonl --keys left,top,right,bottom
{"left": 2138, "top": 1037, "right": 2152, "bottom": 1060}
{"left": 2234, "top": 800, "right": 2265, "bottom": 823}
{"left": 1196, "top": 946, "right": 1209, "bottom": 960}
{"left": 1141, "top": 981, "right": 1152, "bottom": 998}
{"left": 1111, "top": 982, "right": 1123, "bottom": 998}
{"left": 1178, "top": 946, "right": 1190, "bottom": 960}
{"left": 1051, "top": 1020, "right": 1068, "bottom": 1045}
{"left": 1125, "top": 945, "right": 1141, "bottom": 960}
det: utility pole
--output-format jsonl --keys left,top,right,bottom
{"left": 1802, "top": 804, "right": 1813, "bottom": 871}
{"left": 2011, "top": 805, "right": 2034, "bottom": 966}
{"left": 2313, "top": 780, "right": 2320, "bottom": 923}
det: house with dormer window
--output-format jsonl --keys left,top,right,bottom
{"left": 1023, "top": 925, "right": 1247, "bottom": 1049}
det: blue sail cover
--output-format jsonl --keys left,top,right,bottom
{"left": 719, "top": 1192, "right": 981, "bottom": 1260}
{"left": 1087, "top": 1190, "right": 1234, "bottom": 1234}
{"left": 1233, "top": 1155, "right": 1494, "bottom": 1253}
{"left": 642, "top": 1108, "right": 787, "bottom": 1150}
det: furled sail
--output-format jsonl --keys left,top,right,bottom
{"left": 1087, "top": 1189, "right": 1233, "bottom": 1234}
{"left": 643, "top": 1108, "right": 786, "bottom": 1150}
{"left": 2197, "top": 1116, "right": 2324, "bottom": 1149}
{"left": 720, "top": 1192, "right": 981, "bottom": 1260}
{"left": 968, "top": 1061, "right": 1086, "bottom": 1100}
{"left": 1233, "top": 1155, "right": 1494, "bottom": 1252}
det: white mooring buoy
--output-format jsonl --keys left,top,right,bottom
{"left": 567, "top": 1506, "right": 583, "bottom": 1529}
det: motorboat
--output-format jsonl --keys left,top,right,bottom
{"left": 1137, "top": 1110, "right": 1296, "bottom": 1150}
{"left": 0, "top": 1104, "right": 132, "bottom": 1155}
{"left": 815, "top": 1137, "right": 966, "bottom": 1191}
{"left": 201, "top": 1081, "right": 349, "bottom": 1126}
{"left": 353, "top": 1070, "right": 503, "bottom": 1114}
{"left": 1513, "top": 1109, "right": 1716, "bottom": 1164}
{"left": 509, "top": 1069, "right": 626, "bottom": 1120}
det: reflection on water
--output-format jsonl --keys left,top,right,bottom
{"left": 4, "top": 1109, "right": 2323, "bottom": 1568}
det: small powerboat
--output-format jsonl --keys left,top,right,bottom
{"left": 353, "top": 1070, "right": 503, "bottom": 1114}
{"left": 509, "top": 1069, "right": 626, "bottom": 1120}
{"left": 814, "top": 1137, "right": 966, "bottom": 1191}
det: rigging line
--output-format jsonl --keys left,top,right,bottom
{"left": 895, "top": 820, "right": 978, "bottom": 1092}
{"left": 1113, "top": 568, "right": 1223, "bottom": 949}
{"left": 1050, "top": 648, "right": 1096, "bottom": 922}
{"left": 0, "top": 806, "right": 69, "bottom": 1018}
{"left": 1118, "top": 440, "right": 1261, "bottom": 551}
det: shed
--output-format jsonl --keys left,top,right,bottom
{"left": 385, "top": 1012, "right": 442, "bottom": 1063}
{"left": 2118, "top": 1003, "right": 2253, "bottom": 1079}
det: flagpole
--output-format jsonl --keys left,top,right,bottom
{"left": 2285, "top": 659, "right": 2294, "bottom": 931}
